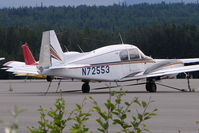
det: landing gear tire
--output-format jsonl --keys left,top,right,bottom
{"left": 146, "top": 82, "right": 157, "bottom": 92}
{"left": 46, "top": 76, "right": 53, "bottom": 82}
{"left": 82, "top": 82, "right": 90, "bottom": 93}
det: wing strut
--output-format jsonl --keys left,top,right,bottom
{"left": 156, "top": 83, "right": 187, "bottom": 92}
{"left": 185, "top": 73, "right": 192, "bottom": 92}
{"left": 92, "top": 82, "right": 146, "bottom": 91}
{"left": 56, "top": 79, "right": 62, "bottom": 92}
{"left": 45, "top": 79, "right": 63, "bottom": 95}
{"left": 45, "top": 81, "right": 52, "bottom": 95}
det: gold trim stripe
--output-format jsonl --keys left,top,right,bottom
{"left": 50, "top": 48, "right": 62, "bottom": 62}
{"left": 69, "top": 60, "right": 155, "bottom": 69}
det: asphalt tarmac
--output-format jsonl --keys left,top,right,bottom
{"left": 0, "top": 79, "right": 199, "bottom": 133}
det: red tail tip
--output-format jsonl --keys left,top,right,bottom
{"left": 22, "top": 43, "right": 38, "bottom": 65}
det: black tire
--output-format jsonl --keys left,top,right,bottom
{"left": 82, "top": 83, "right": 90, "bottom": 93}
{"left": 46, "top": 76, "right": 53, "bottom": 82}
{"left": 146, "top": 83, "right": 150, "bottom": 92}
{"left": 146, "top": 82, "right": 157, "bottom": 92}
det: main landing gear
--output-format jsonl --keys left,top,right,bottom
{"left": 82, "top": 82, "right": 90, "bottom": 93}
{"left": 146, "top": 79, "right": 157, "bottom": 92}
{"left": 46, "top": 76, "right": 53, "bottom": 82}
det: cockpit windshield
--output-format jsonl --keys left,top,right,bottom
{"left": 119, "top": 50, "right": 128, "bottom": 61}
{"left": 119, "top": 48, "right": 146, "bottom": 61}
{"left": 129, "top": 49, "right": 140, "bottom": 60}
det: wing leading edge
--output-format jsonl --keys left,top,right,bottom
{"left": 121, "top": 64, "right": 199, "bottom": 81}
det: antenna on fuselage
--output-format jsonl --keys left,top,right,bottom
{"left": 64, "top": 45, "right": 69, "bottom": 52}
{"left": 77, "top": 44, "right": 84, "bottom": 53}
{"left": 119, "top": 33, "right": 124, "bottom": 44}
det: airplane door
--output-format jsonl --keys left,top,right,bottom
{"left": 119, "top": 49, "right": 131, "bottom": 77}
{"left": 128, "top": 49, "right": 143, "bottom": 73}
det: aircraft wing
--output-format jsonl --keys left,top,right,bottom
{"left": 179, "top": 58, "right": 199, "bottom": 64}
{"left": 121, "top": 64, "right": 199, "bottom": 81}
{"left": 155, "top": 58, "right": 199, "bottom": 64}
{"left": 7, "top": 69, "right": 39, "bottom": 75}
{"left": 5, "top": 65, "right": 39, "bottom": 75}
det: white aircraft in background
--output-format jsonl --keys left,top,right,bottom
{"left": 37, "top": 30, "right": 199, "bottom": 93}
{"left": 3, "top": 44, "right": 38, "bottom": 67}
{"left": 3, "top": 43, "right": 80, "bottom": 82}
{"left": 0, "top": 57, "right": 5, "bottom": 61}
{"left": 3, "top": 44, "right": 47, "bottom": 79}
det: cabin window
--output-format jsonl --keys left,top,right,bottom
{"left": 129, "top": 49, "right": 140, "bottom": 60}
{"left": 120, "top": 50, "right": 128, "bottom": 61}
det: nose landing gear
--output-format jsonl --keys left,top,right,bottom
{"left": 82, "top": 82, "right": 90, "bottom": 93}
{"left": 146, "top": 79, "right": 157, "bottom": 92}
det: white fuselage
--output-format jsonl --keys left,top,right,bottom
{"left": 42, "top": 44, "right": 182, "bottom": 81}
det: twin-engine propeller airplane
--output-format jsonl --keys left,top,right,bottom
{"left": 37, "top": 30, "right": 199, "bottom": 93}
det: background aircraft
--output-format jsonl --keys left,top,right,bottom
{"left": 3, "top": 43, "right": 81, "bottom": 82}
{"left": 37, "top": 30, "right": 199, "bottom": 93}
{"left": 3, "top": 44, "right": 46, "bottom": 79}
{"left": 0, "top": 58, "right": 5, "bottom": 61}
{"left": 22, "top": 44, "right": 38, "bottom": 65}
{"left": 4, "top": 43, "right": 37, "bottom": 66}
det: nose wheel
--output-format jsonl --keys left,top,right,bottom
{"left": 146, "top": 80, "right": 157, "bottom": 92}
{"left": 82, "top": 82, "right": 90, "bottom": 93}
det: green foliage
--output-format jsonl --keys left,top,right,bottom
{"left": 1, "top": 3, "right": 199, "bottom": 30}
{"left": 90, "top": 89, "right": 157, "bottom": 133}
{"left": 69, "top": 97, "right": 92, "bottom": 133}
{"left": 28, "top": 95, "right": 92, "bottom": 133}
{"left": 0, "top": 105, "right": 26, "bottom": 133}
{"left": 9, "top": 84, "right": 13, "bottom": 92}
{"left": 28, "top": 94, "right": 69, "bottom": 133}
{"left": 196, "top": 121, "right": 199, "bottom": 133}
{"left": 90, "top": 91, "right": 114, "bottom": 133}
{"left": 27, "top": 89, "right": 157, "bottom": 133}
{"left": 130, "top": 98, "right": 157, "bottom": 133}
{"left": 1, "top": 23, "right": 199, "bottom": 67}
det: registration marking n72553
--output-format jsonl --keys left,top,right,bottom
{"left": 82, "top": 65, "right": 110, "bottom": 76}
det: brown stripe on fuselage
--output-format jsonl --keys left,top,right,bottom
{"left": 147, "top": 61, "right": 184, "bottom": 74}
{"left": 158, "top": 61, "right": 184, "bottom": 69}
{"left": 158, "top": 61, "right": 183, "bottom": 69}
{"left": 68, "top": 59, "right": 155, "bottom": 69}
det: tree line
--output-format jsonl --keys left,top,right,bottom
{"left": 1, "top": 3, "right": 199, "bottom": 31}
{"left": 1, "top": 3, "right": 199, "bottom": 78}
{"left": 1, "top": 23, "right": 199, "bottom": 78}
{"left": 0, "top": 23, "right": 198, "bottom": 60}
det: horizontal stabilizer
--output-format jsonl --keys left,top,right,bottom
{"left": 48, "top": 64, "right": 90, "bottom": 70}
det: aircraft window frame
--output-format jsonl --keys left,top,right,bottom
{"left": 119, "top": 49, "right": 129, "bottom": 61}
{"left": 128, "top": 48, "right": 140, "bottom": 60}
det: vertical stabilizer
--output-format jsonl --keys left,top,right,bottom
{"left": 39, "top": 31, "right": 51, "bottom": 69}
{"left": 22, "top": 43, "right": 37, "bottom": 65}
{"left": 38, "top": 30, "right": 64, "bottom": 71}
{"left": 49, "top": 30, "right": 64, "bottom": 66}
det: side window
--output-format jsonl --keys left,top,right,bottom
{"left": 120, "top": 50, "right": 128, "bottom": 61}
{"left": 129, "top": 49, "right": 140, "bottom": 60}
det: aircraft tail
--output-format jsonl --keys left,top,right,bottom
{"left": 22, "top": 43, "right": 37, "bottom": 65}
{"left": 38, "top": 30, "right": 64, "bottom": 70}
